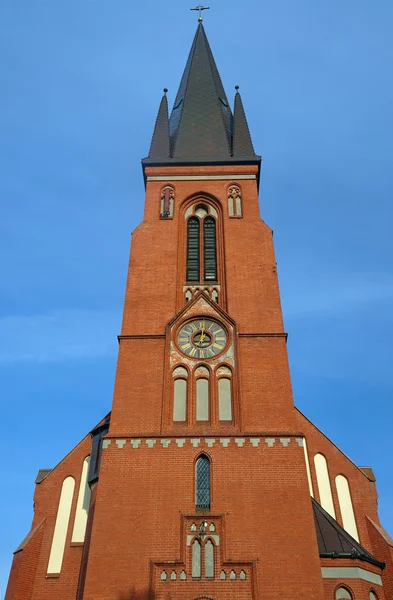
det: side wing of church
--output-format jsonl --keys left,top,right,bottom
{"left": 5, "top": 21, "right": 393, "bottom": 600}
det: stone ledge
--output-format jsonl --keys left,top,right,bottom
{"left": 102, "top": 436, "right": 304, "bottom": 450}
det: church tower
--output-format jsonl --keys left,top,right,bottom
{"left": 5, "top": 19, "right": 393, "bottom": 600}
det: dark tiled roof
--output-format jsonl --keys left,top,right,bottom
{"left": 35, "top": 469, "right": 52, "bottom": 484}
{"left": 148, "top": 92, "right": 170, "bottom": 158}
{"left": 312, "top": 498, "right": 385, "bottom": 569}
{"left": 143, "top": 23, "right": 260, "bottom": 168}
{"left": 233, "top": 89, "right": 255, "bottom": 156}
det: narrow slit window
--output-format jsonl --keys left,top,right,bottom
{"left": 204, "top": 217, "right": 217, "bottom": 281}
{"left": 187, "top": 217, "right": 200, "bottom": 281}
{"left": 196, "top": 455, "right": 210, "bottom": 510}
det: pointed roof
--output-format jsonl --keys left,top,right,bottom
{"left": 148, "top": 90, "right": 170, "bottom": 158}
{"left": 233, "top": 87, "right": 256, "bottom": 156}
{"left": 143, "top": 23, "right": 260, "bottom": 171}
{"left": 312, "top": 498, "right": 385, "bottom": 569}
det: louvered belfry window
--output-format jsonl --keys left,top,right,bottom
{"left": 204, "top": 217, "right": 217, "bottom": 281}
{"left": 186, "top": 209, "right": 217, "bottom": 283}
{"left": 187, "top": 217, "right": 200, "bottom": 281}
{"left": 196, "top": 455, "right": 210, "bottom": 510}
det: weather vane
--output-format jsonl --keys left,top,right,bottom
{"left": 190, "top": 4, "right": 210, "bottom": 22}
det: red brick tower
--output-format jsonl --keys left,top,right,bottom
{"left": 6, "top": 21, "right": 393, "bottom": 600}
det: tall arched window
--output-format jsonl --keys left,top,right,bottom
{"left": 196, "top": 455, "right": 210, "bottom": 511}
{"left": 192, "top": 539, "right": 202, "bottom": 577}
{"left": 204, "top": 217, "right": 217, "bottom": 281}
{"left": 187, "top": 217, "right": 200, "bottom": 281}
{"left": 217, "top": 366, "right": 233, "bottom": 421}
{"left": 195, "top": 366, "right": 210, "bottom": 421}
{"left": 173, "top": 366, "right": 188, "bottom": 422}
{"left": 186, "top": 204, "right": 218, "bottom": 284}
{"left": 205, "top": 539, "right": 215, "bottom": 578}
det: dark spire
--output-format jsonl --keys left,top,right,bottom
{"left": 148, "top": 89, "right": 170, "bottom": 159}
{"left": 169, "top": 23, "right": 232, "bottom": 159}
{"left": 143, "top": 24, "right": 260, "bottom": 171}
{"left": 232, "top": 86, "right": 256, "bottom": 156}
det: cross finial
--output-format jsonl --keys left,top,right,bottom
{"left": 190, "top": 4, "right": 210, "bottom": 22}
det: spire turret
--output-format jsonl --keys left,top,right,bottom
{"left": 232, "top": 86, "right": 256, "bottom": 156}
{"left": 148, "top": 89, "right": 170, "bottom": 159}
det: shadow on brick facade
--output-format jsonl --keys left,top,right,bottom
{"left": 118, "top": 587, "right": 156, "bottom": 600}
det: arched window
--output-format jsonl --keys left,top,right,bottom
{"left": 369, "top": 592, "right": 378, "bottom": 600}
{"left": 314, "top": 453, "right": 336, "bottom": 518}
{"left": 47, "top": 476, "right": 75, "bottom": 574}
{"left": 217, "top": 366, "right": 233, "bottom": 421}
{"left": 204, "top": 217, "right": 217, "bottom": 281}
{"left": 335, "top": 587, "right": 353, "bottom": 599}
{"left": 335, "top": 474, "right": 359, "bottom": 541}
{"left": 196, "top": 455, "right": 210, "bottom": 510}
{"left": 228, "top": 185, "right": 242, "bottom": 217}
{"left": 187, "top": 217, "right": 200, "bottom": 281}
{"left": 195, "top": 366, "right": 210, "bottom": 421}
{"left": 192, "top": 539, "right": 202, "bottom": 577}
{"left": 186, "top": 204, "right": 218, "bottom": 284}
{"left": 204, "top": 539, "right": 214, "bottom": 578}
{"left": 173, "top": 366, "right": 188, "bottom": 422}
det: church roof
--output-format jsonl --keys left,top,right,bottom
{"left": 143, "top": 23, "right": 260, "bottom": 169}
{"left": 312, "top": 498, "right": 385, "bottom": 569}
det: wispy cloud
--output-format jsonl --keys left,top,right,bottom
{"left": 0, "top": 309, "right": 120, "bottom": 363}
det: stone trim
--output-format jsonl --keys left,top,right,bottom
{"left": 103, "top": 437, "right": 305, "bottom": 450}
{"left": 321, "top": 567, "right": 382, "bottom": 586}
{"left": 146, "top": 175, "right": 256, "bottom": 181}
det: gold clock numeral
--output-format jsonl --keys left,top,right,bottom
{"left": 213, "top": 343, "right": 223, "bottom": 350}
{"left": 207, "top": 322, "right": 214, "bottom": 330}
{"left": 216, "top": 336, "right": 226, "bottom": 341}
{"left": 179, "top": 337, "right": 189, "bottom": 343}
{"left": 199, "top": 320, "right": 205, "bottom": 329}
{"left": 181, "top": 343, "right": 191, "bottom": 351}
{"left": 190, "top": 322, "right": 197, "bottom": 331}
{"left": 190, "top": 347, "right": 197, "bottom": 357}
{"left": 199, "top": 349, "right": 205, "bottom": 358}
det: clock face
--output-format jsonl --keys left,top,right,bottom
{"left": 177, "top": 319, "right": 228, "bottom": 359}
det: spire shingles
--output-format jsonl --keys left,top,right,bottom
{"left": 143, "top": 23, "right": 260, "bottom": 169}
{"left": 148, "top": 91, "right": 170, "bottom": 159}
{"left": 232, "top": 87, "right": 256, "bottom": 156}
{"left": 169, "top": 23, "right": 232, "bottom": 159}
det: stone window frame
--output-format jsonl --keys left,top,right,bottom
{"left": 227, "top": 183, "right": 243, "bottom": 219}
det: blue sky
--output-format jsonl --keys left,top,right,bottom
{"left": 1, "top": 0, "right": 393, "bottom": 593}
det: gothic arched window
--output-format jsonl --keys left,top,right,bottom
{"left": 187, "top": 217, "right": 200, "bottom": 281}
{"left": 195, "top": 366, "right": 210, "bottom": 422}
{"left": 186, "top": 204, "right": 218, "bottom": 284}
{"left": 204, "top": 217, "right": 217, "bottom": 281}
{"left": 196, "top": 455, "right": 210, "bottom": 511}
{"left": 228, "top": 184, "right": 242, "bottom": 218}
{"left": 173, "top": 366, "right": 188, "bottom": 422}
{"left": 335, "top": 587, "right": 353, "bottom": 600}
